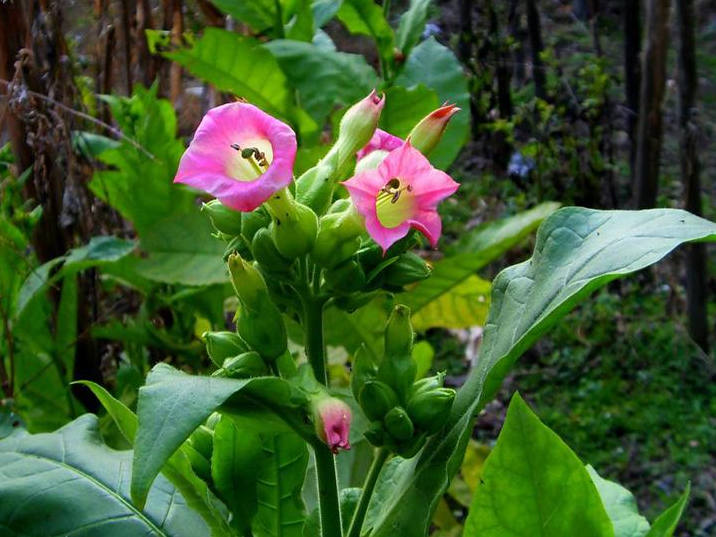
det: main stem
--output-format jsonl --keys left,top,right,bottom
{"left": 345, "top": 448, "right": 390, "bottom": 537}
{"left": 304, "top": 295, "right": 342, "bottom": 537}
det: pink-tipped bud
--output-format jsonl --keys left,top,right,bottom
{"left": 312, "top": 396, "right": 352, "bottom": 454}
{"left": 337, "top": 90, "right": 385, "bottom": 158}
{"left": 407, "top": 103, "right": 460, "bottom": 156}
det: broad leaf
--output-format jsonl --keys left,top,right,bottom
{"left": 313, "top": 0, "right": 343, "bottom": 27}
{"left": 165, "top": 29, "right": 292, "bottom": 120}
{"left": 645, "top": 485, "right": 690, "bottom": 537}
{"left": 134, "top": 211, "right": 226, "bottom": 285}
{"left": 211, "top": 0, "right": 314, "bottom": 40}
{"left": 367, "top": 208, "right": 716, "bottom": 537}
{"left": 253, "top": 432, "right": 309, "bottom": 537}
{"left": 410, "top": 275, "right": 490, "bottom": 331}
{"left": 132, "top": 363, "right": 309, "bottom": 507}
{"left": 379, "top": 84, "right": 440, "bottom": 138}
{"left": 264, "top": 39, "right": 378, "bottom": 127}
{"left": 337, "top": 0, "right": 394, "bottom": 69}
{"left": 587, "top": 465, "right": 650, "bottom": 537}
{"left": 395, "top": 37, "right": 469, "bottom": 168}
{"left": 396, "top": 0, "right": 432, "bottom": 57}
{"left": 77, "top": 380, "right": 235, "bottom": 536}
{"left": 464, "top": 393, "right": 613, "bottom": 536}
{"left": 0, "top": 414, "right": 209, "bottom": 536}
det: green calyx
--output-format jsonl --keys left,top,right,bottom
{"left": 265, "top": 189, "right": 318, "bottom": 259}
{"left": 202, "top": 199, "right": 243, "bottom": 236}
{"left": 213, "top": 351, "right": 268, "bottom": 379}
{"left": 407, "top": 387, "right": 456, "bottom": 434}
{"left": 384, "top": 406, "right": 414, "bottom": 441}
{"left": 312, "top": 205, "right": 364, "bottom": 269}
{"left": 385, "top": 305, "right": 414, "bottom": 357}
{"left": 324, "top": 260, "right": 366, "bottom": 293}
{"left": 359, "top": 380, "right": 399, "bottom": 422}
{"left": 252, "top": 227, "right": 291, "bottom": 274}
{"left": 382, "top": 252, "right": 431, "bottom": 287}
{"left": 203, "top": 330, "right": 249, "bottom": 367}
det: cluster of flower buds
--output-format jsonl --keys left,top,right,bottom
{"left": 174, "top": 90, "right": 461, "bottom": 452}
{"left": 351, "top": 305, "right": 456, "bottom": 458}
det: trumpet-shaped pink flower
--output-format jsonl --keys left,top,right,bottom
{"left": 313, "top": 397, "right": 352, "bottom": 453}
{"left": 174, "top": 102, "right": 297, "bottom": 212}
{"left": 356, "top": 129, "right": 403, "bottom": 161}
{"left": 343, "top": 142, "right": 459, "bottom": 252}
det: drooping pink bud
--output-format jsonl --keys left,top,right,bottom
{"left": 407, "top": 103, "right": 460, "bottom": 156}
{"left": 312, "top": 396, "right": 352, "bottom": 454}
{"left": 174, "top": 102, "right": 297, "bottom": 212}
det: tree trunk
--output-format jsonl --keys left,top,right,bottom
{"left": 526, "top": 0, "right": 546, "bottom": 100}
{"left": 624, "top": 0, "right": 641, "bottom": 187}
{"left": 169, "top": 0, "right": 184, "bottom": 104}
{"left": 675, "top": 0, "right": 709, "bottom": 352}
{"left": 634, "top": 0, "right": 671, "bottom": 209}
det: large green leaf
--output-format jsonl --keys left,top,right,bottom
{"left": 0, "top": 414, "right": 209, "bottom": 536}
{"left": 394, "top": 37, "right": 469, "bottom": 169}
{"left": 587, "top": 465, "right": 650, "bottom": 537}
{"left": 132, "top": 363, "right": 309, "bottom": 508}
{"left": 211, "top": 0, "right": 314, "bottom": 40}
{"left": 337, "top": 0, "right": 394, "bottom": 69}
{"left": 367, "top": 208, "right": 716, "bottom": 537}
{"left": 253, "top": 432, "right": 308, "bottom": 537}
{"left": 165, "top": 29, "right": 292, "bottom": 120}
{"left": 264, "top": 39, "right": 378, "bottom": 127}
{"left": 395, "top": 0, "right": 432, "bottom": 57}
{"left": 134, "top": 211, "right": 226, "bottom": 285}
{"left": 379, "top": 84, "right": 440, "bottom": 138}
{"left": 410, "top": 275, "right": 490, "bottom": 331}
{"left": 76, "top": 380, "right": 235, "bottom": 536}
{"left": 645, "top": 486, "right": 690, "bottom": 537}
{"left": 464, "top": 394, "right": 613, "bottom": 536}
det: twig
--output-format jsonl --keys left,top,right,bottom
{"left": 0, "top": 78, "right": 156, "bottom": 159}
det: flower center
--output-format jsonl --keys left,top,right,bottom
{"left": 375, "top": 177, "right": 415, "bottom": 229}
{"left": 227, "top": 137, "right": 273, "bottom": 182}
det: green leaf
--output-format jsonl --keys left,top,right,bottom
{"left": 368, "top": 208, "right": 716, "bottom": 537}
{"left": 587, "top": 465, "right": 650, "bottom": 537}
{"left": 337, "top": 0, "right": 394, "bottom": 68}
{"left": 379, "top": 84, "right": 440, "bottom": 138}
{"left": 212, "top": 416, "right": 262, "bottom": 533}
{"left": 165, "top": 28, "right": 292, "bottom": 120}
{"left": 254, "top": 432, "right": 309, "bottom": 537}
{"left": 132, "top": 363, "right": 308, "bottom": 508}
{"left": 402, "top": 202, "right": 560, "bottom": 330}
{"left": 134, "top": 211, "right": 226, "bottom": 285}
{"left": 394, "top": 37, "right": 469, "bottom": 168}
{"left": 211, "top": 0, "right": 314, "bottom": 40}
{"left": 0, "top": 414, "right": 209, "bottom": 536}
{"left": 312, "top": 0, "right": 343, "bottom": 27}
{"left": 396, "top": 0, "right": 432, "bottom": 57}
{"left": 76, "top": 380, "right": 235, "bottom": 537}
{"left": 645, "top": 485, "right": 690, "bottom": 537}
{"left": 211, "top": 0, "right": 275, "bottom": 32}
{"left": 463, "top": 393, "right": 614, "bottom": 537}
{"left": 265, "top": 39, "right": 378, "bottom": 127}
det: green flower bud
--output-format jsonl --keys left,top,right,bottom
{"left": 295, "top": 157, "right": 337, "bottom": 215}
{"left": 359, "top": 380, "right": 398, "bottom": 421}
{"left": 203, "top": 330, "right": 248, "bottom": 367}
{"left": 202, "top": 199, "right": 243, "bottom": 236}
{"left": 312, "top": 206, "right": 364, "bottom": 269}
{"left": 266, "top": 189, "right": 318, "bottom": 259}
{"left": 384, "top": 406, "right": 414, "bottom": 441}
{"left": 407, "top": 104, "right": 460, "bottom": 156}
{"left": 364, "top": 421, "right": 386, "bottom": 446}
{"left": 407, "top": 387, "right": 456, "bottom": 434}
{"left": 412, "top": 371, "right": 446, "bottom": 396}
{"left": 333, "top": 290, "right": 383, "bottom": 313}
{"left": 382, "top": 252, "right": 431, "bottom": 287}
{"left": 241, "top": 208, "right": 271, "bottom": 243}
{"left": 327, "top": 198, "right": 353, "bottom": 214}
{"left": 385, "top": 304, "right": 414, "bottom": 357}
{"left": 334, "top": 90, "right": 385, "bottom": 164}
{"left": 324, "top": 260, "right": 366, "bottom": 293}
{"left": 228, "top": 253, "right": 268, "bottom": 308}
{"left": 396, "top": 432, "right": 427, "bottom": 459}
{"left": 251, "top": 227, "right": 291, "bottom": 274}
{"left": 214, "top": 351, "right": 268, "bottom": 378}
{"left": 350, "top": 344, "right": 377, "bottom": 402}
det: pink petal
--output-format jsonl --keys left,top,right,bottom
{"left": 356, "top": 129, "right": 403, "bottom": 161}
{"left": 409, "top": 210, "right": 442, "bottom": 248}
{"left": 414, "top": 169, "right": 460, "bottom": 208}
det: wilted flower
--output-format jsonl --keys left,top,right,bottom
{"left": 342, "top": 142, "right": 459, "bottom": 252}
{"left": 174, "top": 102, "right": 297, "bottom": 212}
{"left": 312, "top": 396, "right": 352, "bottom": 454}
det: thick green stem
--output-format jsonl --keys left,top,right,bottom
{"left": 346, "top": 448, "right": 390, "bottom": 537}
{"left": 303, "top": 293, "right": 342, "bottom": 536}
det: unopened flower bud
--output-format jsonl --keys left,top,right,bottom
{"left": 336, "top": 90, "right": 385, "bottom": 162}
{"left": 312, "top": 396, "right": 352, "bottom": 453}
{"left": 382, "top": 252, "right": 431, "bottom": 287}
{"left": 324, "top": 259, "right": 366, "bottom": 293}
{"left": 265, "top": 189, "right": 318, "bottom": 259}
{"left": 385, "top": 304, "right": 414, "bottom": 357}
{"left": 203, "top": 330, "right": 249, "bottom": 367}
{"left": 359, "top": 380, "right": 398, "bottom": 421}
{"left": 407, "top": 104, "right": 460, "bottom": 156}
{"left": 241, "top": 208, "right": 271, "bottom": 243}
{"left": 312, "top": 205, "right": 364, "bottom": 268}
{"left": 228, "top": 253, "right": 268, "bottom": 309}
{"left": 407, "top": 387, "right": 456, "bottom": 434}
{"left": 364, "top": 421, "right": 386, "bottom": 446}
{"left": 252, "top": 227, "right": 291, "bottom": 274}
{"left": 384, "top": 406, "right": 414, "bottom": 441}
{"left": 202, "top": 199, "right": 243, "bottom": 236}
{"left": 213, "top": 351, "right": 268, "bottom": 378}
{"left": 350, "top": 344, "right": 377, "bottom": 402}
{"left": 412, "top": 371, "right": 446, "bottom": 396}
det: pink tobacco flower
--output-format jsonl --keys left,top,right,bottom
{"left": 356, "top": 128, "right": 403, "bottom": 161}
{"left": 313, "top": 397, "right": 352, "bottom": 454}
{"left": 174, "top": 102, "right": 297, "bottom": 212}
{"left": 343, "top": 142, "right": 459, "bottom": 252}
